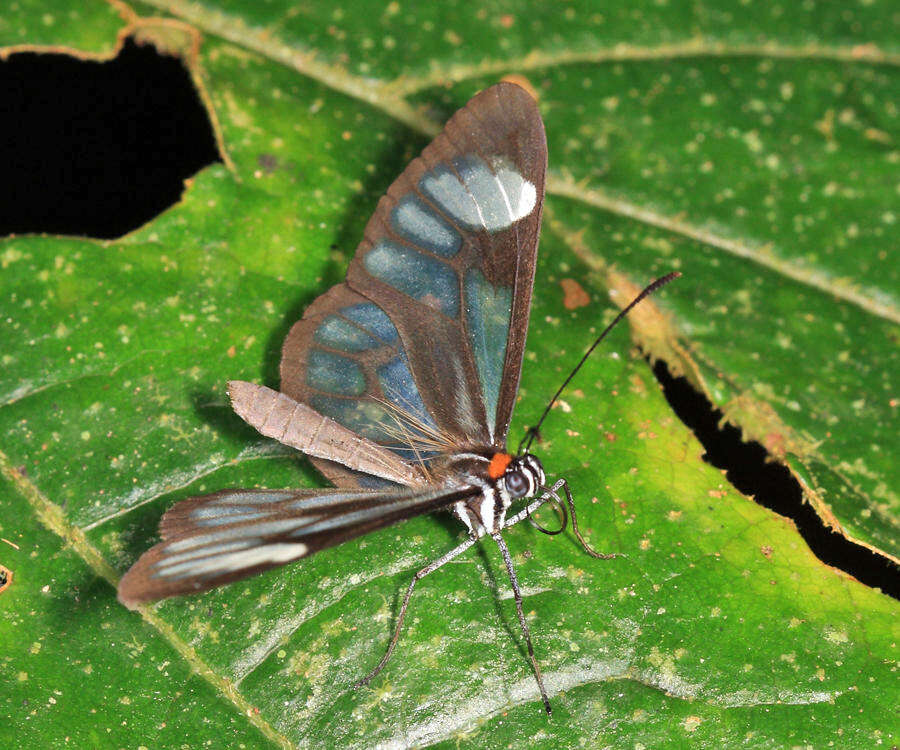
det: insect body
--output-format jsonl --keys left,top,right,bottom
{"left": 119, "top": 82, "right": 676, "bottom": 714}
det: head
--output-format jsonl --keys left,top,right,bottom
{"left": 502, "top": 453, "right": 545, "bottom": 502}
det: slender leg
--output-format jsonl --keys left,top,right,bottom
{"left": 557, "top": 479, "right": 619, "bottom": 559}
{"left": 356, "top": 483, "right": 592, "bottom": 695}
{"left": 503, "top": 490, "right": 558, "bottom": 530}
{"left": 491, "top": 532, "right": 553, "bottom": 716}
{"left": 355, "top": 534, "right": 477, "bottom": 688}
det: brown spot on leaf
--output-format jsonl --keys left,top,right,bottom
{"left": 683, "top": 716, "right": 702, "bottom": 732}
{"left": 257, "top": 153, "right": 278, "bottom": 173}
{"left": 560, "top": 278, "right": 590, "bottom": 309}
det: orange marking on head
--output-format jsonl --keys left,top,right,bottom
{"left": 487, "top": 453, "right": 512, "bottom": 480}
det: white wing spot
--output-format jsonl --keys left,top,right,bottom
{"left": 421, "top": 169, "right": 479, "bottom": 226}
{"left": 166, "top": 518, "right": 310, "bottom": 552}
{"left": 156, "top": 540, "right": 255, "bottom": 568}
{"left": 156, "top": 542, "right": 309, "bottom": 579}
{"left": 420, "top": 155, "right": 536, "bottom": 233}
{"left": 194, "top": 511, "right": 271, "bottom": 527}
{"left": 496, "top": 164, "right": 536, "bottom": 222}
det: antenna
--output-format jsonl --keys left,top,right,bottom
{"left": 518, "top": 271, "right": 681, "bottom": 455}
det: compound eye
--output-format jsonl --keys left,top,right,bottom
{"left": 504, "top": 469, "right": 530, "bottom": 498}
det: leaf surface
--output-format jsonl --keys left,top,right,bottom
{"left": 1, "top": 2, "right": 897, "bottom": 747}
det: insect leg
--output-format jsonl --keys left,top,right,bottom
{"left": 526, "top": 493, "right": 567, "bottom": 535}
{"left": 355, "top": 534, "right": 477, "bottom": 688}
{"left": 557, "top": 478, "right": 619, "bottom": 559}
{"left": 491, "top": 532, "right": 552, "bottom": 716}
{"left": 501, "top": 485, "right": 561, "bottom": 530}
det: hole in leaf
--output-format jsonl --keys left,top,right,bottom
{"left": 651, "top": 360, "right": 899, "bottom": 600}
{"left": 0, "top": 37, "right": 220, "bottom": 238}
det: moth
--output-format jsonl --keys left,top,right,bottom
{"left": 118, "top": 82, "right": 677, "bottom": 714}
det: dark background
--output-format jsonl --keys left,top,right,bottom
{"left": 0, "top": 39, "right": 219, "bottom": 238}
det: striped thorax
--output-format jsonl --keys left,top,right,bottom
{"left": 444, "top": 452, "right": 546, "bottom": 535}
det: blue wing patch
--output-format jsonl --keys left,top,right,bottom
{"left": 391, "top": 195, "right": 461, "bottom": 258}
{"left": 363, "top": 240, "right": 460, "bottom": 318}
{"left": 464, "top": 269, "right": 512, "bottom": 429}
{"left": 376, "top": 355, "right": 435, "bottom": 430}
{"left": 313, "top": 315, "right": 379, "bottom": 351}
{"left": 340, "top": 302, "right": 398, "bottom": 343}
{"left": 304, "top": 300, "right": 441, "bottom": 456}
{"left": 306, "top": 350, "right": 365, "bottom": 396}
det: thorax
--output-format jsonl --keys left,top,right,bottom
{"left": 430, "top": 450, "right": 545, "bottom": 535}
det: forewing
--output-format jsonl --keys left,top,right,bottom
{"left": 281, "top": 82, "right": 547, "bottom": 463}
{"left": 118, "top": 485, "right": 475, "bottom": 606}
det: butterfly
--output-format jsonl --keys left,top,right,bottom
{"left": 118, "top": 81, "right": 677, "bottom": 714}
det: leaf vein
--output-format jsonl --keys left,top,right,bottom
{"left": 547, "top": 175, "right": 900, "bottom": 324}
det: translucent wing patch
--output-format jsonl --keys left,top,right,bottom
{"left": 464, "top": 269, "right": 513, "bottom": 427}
{"left": 118, "top": 485, "right": 477, "bottom": 606}
{"left": 391, "top": 195, "right": 461, "bottom": 257}
{"left": 363, "top": 241, "right": 460, "bottom": 318}
{"left": 306, "top": 350, "right": 366, "bottom": 395}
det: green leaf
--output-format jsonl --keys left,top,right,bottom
{"left": 2, "top": 2, "right": 897, "bottom": 748}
